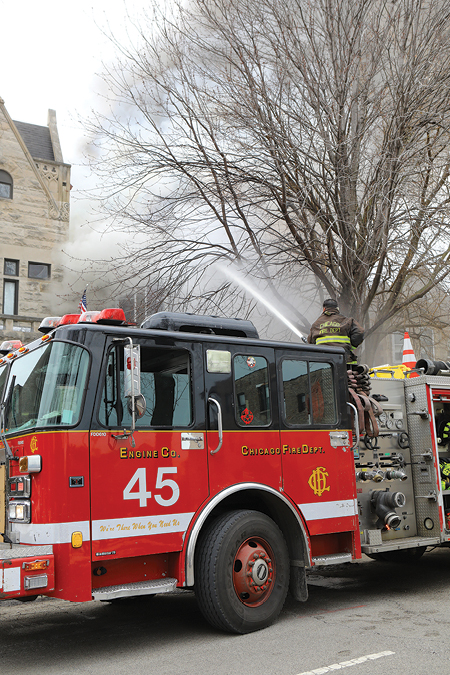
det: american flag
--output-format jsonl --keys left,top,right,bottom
{"left": 79, "top": 289, "right": 87, "bottom": 313}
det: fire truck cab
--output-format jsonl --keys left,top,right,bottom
{"left": 2, "top": 310, "right": 450, "bottom": 633}
{"left": 0, "top": 310, "right": 356, "bottom": 632}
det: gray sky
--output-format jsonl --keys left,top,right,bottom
{"left": 0, "top": 0, "right": 149, "bottom": 197}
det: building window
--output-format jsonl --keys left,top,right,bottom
{"left": 4, "top": 259, "right": 19, "bottom": 276}
{"left": 28, "top": 262, "right": 51, "bottom": 280}
{"left": 392, "top": 332, "right": 404, "bottom": 364}
{"left": 0, "top": 170, "right": 13, "bottom": 199}
{"left": 3, "top": 279, "right": 18, "bottom": 315}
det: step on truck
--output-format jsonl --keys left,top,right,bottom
{"left": 1, "top": 309, "right": 450, "bottom": 633}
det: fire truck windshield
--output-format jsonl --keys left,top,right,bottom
{"left": 2, "top": 341, "right": 89, "bottom": 434}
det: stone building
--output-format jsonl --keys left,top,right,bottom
{"left": 0, "top": 98, "right": 70, "bottom": 342}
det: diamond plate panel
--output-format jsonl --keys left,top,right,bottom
{"left": 405, "top": 378, "right": 441, "bottom": 537}
{"left": 93, "top": 577, "right": 177, "bottom": 601}
{"left": 366, "top": 530, "right": 382, "bottom": 546}
{"left": 0, "top": 544, "right": 53, "bottom": 560}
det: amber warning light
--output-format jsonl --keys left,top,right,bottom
{"left": 22, "top": 560, "right": 49, "bottom": 572}
{"left": 19, "top": 455, "right": 42, "bottom": 473}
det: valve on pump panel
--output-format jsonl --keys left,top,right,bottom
{"left": 384, "top": 469, "right": 408, "bottom": 481}
{"left": 356, "top": 469, "right": 407, "bottom": 483}
{"left": 356, "top": 470, "right": 384, "bottom": 482}
{"left": 371, "top": 490, "right": 406, "bottom": 529}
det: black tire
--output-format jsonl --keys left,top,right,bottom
{"left": 195, "top": 509, "right": 290, "bottom": 634}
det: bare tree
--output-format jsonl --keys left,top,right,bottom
{"left": 86, "top": 0, "right": 450, "bottom": 341}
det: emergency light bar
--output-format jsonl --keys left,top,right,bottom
{"left": 37, "top": 308, "right": 128, "bottom": 336}
{"left": 3, "top": 309, "right": 128, "bottom": 364}
{"left": 78, "top": 309, "right": 126, "bottom": 324}
{"left": 38, "top": 316, "right": 61, "bottom": 334}
{"left": 57, "top": 314, "right": 81, "bottom": 327}
{"left": 95, "top": 308, "right": 127, "bottom": 325}
{"left": 78, "top": 310, "right": 101, "bottom": 323}
{"left": 0, "top": 340, "right": 24, "bottom": 354}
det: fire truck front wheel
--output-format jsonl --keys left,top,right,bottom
{"left": 195, "top": 509, "right": 290, "bottom": 634}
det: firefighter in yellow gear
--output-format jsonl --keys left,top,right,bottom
{"left": 307, "top": 299, "right": 365, "bottom": 365}
{"left": 440, "top": 458, "right": 450, "bottom": 491}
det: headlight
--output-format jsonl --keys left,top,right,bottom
{"left": 8, "top": 499, "right": 31, "bottom": 523}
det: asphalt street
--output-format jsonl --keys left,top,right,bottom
{"left": 2, "top": 549, "right": 450, "bottom": 675}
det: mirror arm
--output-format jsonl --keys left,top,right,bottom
{"left": 112, "top": 337, "right": 137, "bottom": 447}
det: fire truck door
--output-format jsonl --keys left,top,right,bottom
{"left": 89, "top": 340, "right": 209, "bottom": 561}
{"left": 277, "top": 353, "right": 357, "bottom": 538}
{"left": 204, "top": 344, "right": 282, "bottom": 495}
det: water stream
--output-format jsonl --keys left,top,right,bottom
{"left": 218, "top": 265, "right": 307, "bottom": 342}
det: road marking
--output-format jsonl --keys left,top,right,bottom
{"left": 296, "top": 651, "right": 395, "bottom": 674}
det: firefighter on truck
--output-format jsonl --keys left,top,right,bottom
{"left": 1, "top": 309, "right": 450, "bottom": 633}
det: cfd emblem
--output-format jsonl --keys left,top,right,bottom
{"left": 30, "top": 436, "right": 38, "bottom": 454}
{"left": 308, "top": 467, "right": 330, "bottom": 497}
{"left": 241, "top": 408, "right": 254, "bottom": 424}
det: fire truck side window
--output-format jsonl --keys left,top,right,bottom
{"left": 282, "top": 360, "right": 336, "bottom": 426}
{"left": 234, "top": 355, "right": 271, "bottom": 426}
{"left": 99, "top": 346, "right": 192, "bottom": 428}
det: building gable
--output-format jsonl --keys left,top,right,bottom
{"left": 13, "top": 121, "right": 55, "bottom": 162}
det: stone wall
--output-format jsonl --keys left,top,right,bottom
{"left": 0, "top": 102, "right": 71, "bottom": 342}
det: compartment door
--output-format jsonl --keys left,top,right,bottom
{"left": 278, "top": 354, "right": 358, "bottom": 538}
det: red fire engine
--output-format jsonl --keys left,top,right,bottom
{"left": 1, "top": 310, "right": 450, "bottom": 633}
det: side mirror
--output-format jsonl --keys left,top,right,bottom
{"left": 127, "top": 393, "right": 147, "bottom": 419}
{"left": 113, "top": 340, "right": 144, "bottom": 448}
{"left": 124, "top": 344, "right": 142, "bottom": 397}
{"left": 134, "top": 394, "right": 147, "bottom": 418}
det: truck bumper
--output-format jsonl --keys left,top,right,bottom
{"left": 0, "top": 543, "right": 55, "bottom": 599}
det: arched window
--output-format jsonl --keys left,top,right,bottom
{"left": 0, "top": 170, "right": 13, "bottom": 199}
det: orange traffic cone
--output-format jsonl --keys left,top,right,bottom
{"left": 402, "top": 332, "right": 416, "bottom": 370}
